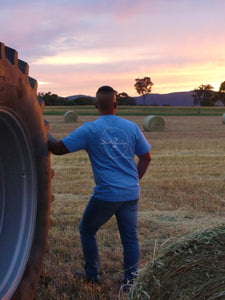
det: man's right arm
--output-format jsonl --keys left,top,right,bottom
{"left": 137, "top": 151, "right": 151, "bottom": 179}
{"left": 48, "top": 133, "right": 70, "bottom": 155}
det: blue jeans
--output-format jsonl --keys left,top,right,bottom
{"left": 79, "top": 196, "right": 139, "bottom": 282}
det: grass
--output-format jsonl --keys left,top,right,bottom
{"left": 44, "top": 105, "right": 225, "bottom": 116}
{"left": 38, "top": 114, "right": 225, "bottom": 299}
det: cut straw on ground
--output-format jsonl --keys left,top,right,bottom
{"left": 129, "top": 224, "right": 225, "bottom": 300}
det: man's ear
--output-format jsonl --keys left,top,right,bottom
{"left": 94, "top": 101, "right": 98, "bottom": 109}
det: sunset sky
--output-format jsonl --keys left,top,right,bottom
{"left": 1, "top": 0, "right": 225, "bottom": 97}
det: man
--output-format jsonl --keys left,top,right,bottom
{"left": 48, "top": 86, "right": 151, "bottom": 286}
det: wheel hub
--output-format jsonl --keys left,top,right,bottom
{"left": 0, "top": 108, "right": 37, "bottom": 299}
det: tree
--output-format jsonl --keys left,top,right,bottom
{"left": 192, "top": 84, "right": 216, "bottom": 106}
{"left": 38, "top": 92, "right": 60, "bottom": 106}
{"left": 218, "top": 81, "right": 225, "bottom": 105}
{"left": 116, "top": 92, "right": 136, "bottom": 106}
{"left": 214, "top": 81, "right": 225, "bottom": 106}
{"left": 134, "top": 77, "right": 153, "bottom": 105}
{"left": 219, "top": 81, "right": 225, "bottom": 92}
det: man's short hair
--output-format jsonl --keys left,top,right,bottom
{"left": 96, "top": 86, "right": 116, "bottom": 96}
{"left": 96, "top": 86, "right": 117, "bottom": 111}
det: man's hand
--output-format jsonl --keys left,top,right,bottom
{"left": 48, "top": 133, "right": 70, "bottom": 155}
{"left": 137, "top": 151, "right": 151, "bottom": 179}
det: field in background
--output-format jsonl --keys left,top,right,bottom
{"left": 39, "top": 114, "right": 225, "bottom": 299}
{"left": 44, "top": 105, "right": 225, "bottom": 116}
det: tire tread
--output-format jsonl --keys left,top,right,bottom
{"left": 0, "top": 41, "right": 52, "bottom": 300}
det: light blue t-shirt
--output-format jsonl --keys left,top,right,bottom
{"left": 62, "top": 115, "right": 151, "bottom": 201}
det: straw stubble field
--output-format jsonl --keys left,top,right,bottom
{"left": 38, "top": 115, "right": 225, "bottom": 299}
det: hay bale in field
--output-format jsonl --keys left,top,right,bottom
{"left": 143, "top": 115, "right": 165, "bottom": 132}
{"left": 64, "top": 111, "right": 78, "bottom": 123}
{"left": 222, "top": 113, "right": 225, "bottom": 124}
{"left": 130, "top": 224, "right": 225, "bottom": 300}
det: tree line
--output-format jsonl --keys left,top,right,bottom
{"left": 38, "top": 91, "right": 138, "bottom": 106}
{"left": 192, "top": 82, "right": 225, "bottom": 106}
{"left": 38, "top": 77, "right": 225, "bottom": 107}
{"left": 38, "top": 77, "right": 153, "bottom": 106}
{"left": 38, "top": 92, "right": 95, "bottom": 106}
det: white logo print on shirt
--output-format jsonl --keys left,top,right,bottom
{"left": 99, "top": 127, "right": 129, "bottom": 159}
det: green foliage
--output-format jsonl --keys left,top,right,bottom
{"left": 219, "top": 81, "right": 225, "bottom": 92}
{"left": 192, "top": 81, "right": 225, "bottom": 107}
{"left": 192, "top": 84, "right": 216, "bottom": 106}
{"left": 213, "top": 91, "right": 225, "bottom": 106}
{"left": 38, "top": 93, "right": 95, "bottom": 106}
{"left": 39, "top": 92, "right": 61, "bottom": 106}
{"left": 214, "top": 81, "right": 225, "bottom": 106}
{"left": 116, "top": 92, "right": 136, "bottom": 106}
{"left": 134, "top": 77, "right": 154, "bottom": 105}
{"left": 69, "top": 96, "right": 94, "bottom": 105}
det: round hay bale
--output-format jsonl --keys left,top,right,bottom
{"left": 142, "top": 115, "right": 165, "bottom": 132}
{"left": 64, "top": 111, "right": 78, "bottom": 123}
{"left": 130, "top": 224, "right": 225, "bottom": 300}
{"left": 222, "top": 113, "right": 225, "bottom": 124}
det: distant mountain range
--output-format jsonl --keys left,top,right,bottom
{"left": 66, "top": 91, "right": 196, "bottom": 106}
{"left": 65, "top": 91, "right": 224, "bottom": 106}
{"left": 135, "top": 91, "right": 195, "bottom": 106}
{"left": 66, "top": 94, "right": 95, "bottom": 101}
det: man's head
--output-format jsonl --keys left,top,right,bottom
{"left": 95, "top": 86, "right": 117, "bottom": 115}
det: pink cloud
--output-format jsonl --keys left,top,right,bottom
{"left": 1, "top": 0, "right": 225, "bottom": 97}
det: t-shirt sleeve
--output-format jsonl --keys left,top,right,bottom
{"left": 61, "top": 124, "right": 89, "bottom": 152}
{"left": 135, "top": 126, "right": 151, "bottom": 156}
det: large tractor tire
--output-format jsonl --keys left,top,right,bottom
{"left": 0, "top": 42, "right": 52, "bottom": 299}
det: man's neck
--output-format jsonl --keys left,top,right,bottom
{"left": 99, "top": 110, "right": 116, "bottom": 116}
